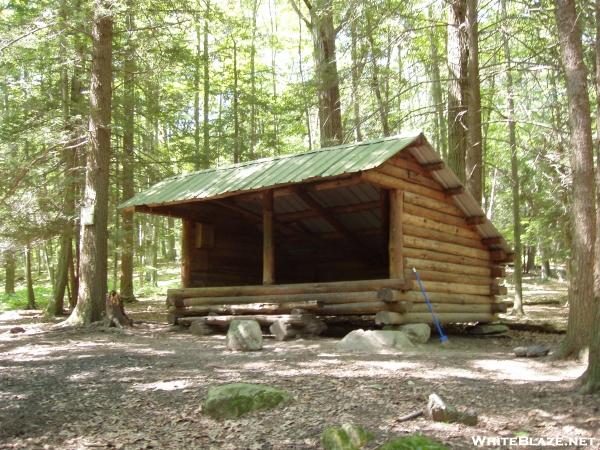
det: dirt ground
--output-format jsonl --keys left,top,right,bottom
{"left": 1, "top": 284, "right": 599, "bottom": 450}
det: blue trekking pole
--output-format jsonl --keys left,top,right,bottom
{"left": 412, "top": 268, "right": 449, "bottom": 345}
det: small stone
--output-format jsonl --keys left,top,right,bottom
{"left": 513, "top": 345, "right": 549, "bottom": 358}
{"left": 425, "top": 393, "right": 478, "bottom": 426}
{"left": 226, "top": 320, "right": 263, "bottom": 351}
{"left": 321, "top": 423, "right": 373, "bottom": 450}
{"left": 9, "top": 327, "right": 25, "bottom": 334}
{"left": 468, "top": 323, "right": 509, "bottom": 335}
{"left": 203, "top": 383, "right": 291, "bottom": 419}
{"left": 336, "top": 329, "right": 415, "bottom": 353}
{"left": 190, "top": 321, "right": 214, "bottom": 336}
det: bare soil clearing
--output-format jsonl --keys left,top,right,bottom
{"left": 0, "top": 287, "right": 598, "bottom": 449}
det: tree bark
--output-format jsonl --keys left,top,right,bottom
{"left": 193, "top": 12, "right": 201, "bottom": 170}
{"left": 66, "top": 0, "right": 112, "bottom": 325}
{"left": 202, "top": 2, "right": 210, "bottom": 168}
{"left": 350, "top": 22, "right": 363, "bottom": 142}
{"left": 366, "top": 14, "right": 390, "bottom": 137}
{"left": 294, "top": 0, "right": 343, "bottom": 147}
{"left": 428, "top": 7, "right": 447, "bottom": 160}
{"left": 119, "top": 0, "right": 135, "bottom": 303}
{"left": 554, "top": 0, "right": 596, "bottom": 358}
{"left": 581, "top": 0, "right": 600, "bottom": 392}
{"left": 447, "top": 0, "right": 468, "bottom": 183}
{"left": 465, "top": 0, "right": 483, "bottom": 203}
{"left": 4, "top": 250, "right": 15, "bottom": 294}
{"left": 501, "top": 0, "right": 523, "bottom": 316}
{"left": 233, "top": 40, "right": 240, "bottom": 163}
{"left": 25, "top": 244, "right": 36, "bottom": 309}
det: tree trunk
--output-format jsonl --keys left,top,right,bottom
{"left": 167, "top": 216, "right": 176, "bottom": 261}
{"left": 301, "top": 0, "right": 343, "bottom": 147}
{"left": 428, "top": 7, "right": 447, "bottom": 160}
{"left": 350, "top": 22, "right": 363, "bottom": 142}
{"left": 465, "top": 0, "right": 483, "bottom": 203}
{"left": 233, "top": 40, "right": 240, "bottom": 163}
{"left": 25, "top": 244, "right": 36, "bottom": 309}
{"left": 250, "top": 0, "right": 258, "bottom": 157}
{"left": 554, "top": 0, "right": 596, "bottom": 359}
{"left": 4, "top": 250, "right": 15, "bottom": 294}
{"left": 66, "top": 0, "right": 113, "bottom": 325}
{"left": 202, "top": 2, "right": 210, "bottom": 168}
{"left": 48, "top": 0, "right": 77, "bottom": 317}
{"left": 501, "top": 0, "right": 523, "bottom": 316}
{"left": 119, "top": 0, "right": 136, "bottom": 303}
{"left": 447, "top": 0, "right": 468, "bottom": 182}
{"left": 582, "top": 0, "right": 600, "bottom": 392}
{"left": 366, "top": 15, "right": 390, "bottom": 137}
{"left": 298, "top": 16, "right": 313, "bottom": 150}
{"left": 193, "top": 17, "right": 201, "bottom": 170}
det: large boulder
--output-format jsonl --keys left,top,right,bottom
{"left": 336, "top": 329, "right": 415, "bottom": 353}
{"left": 321, "top": 423, "right": 373, "bottom": 450}
{"left": 203, "top": 383, "right": 291, "bottom": 420}
{"left": 226, "top": 319, "right": 263, "bottom": 351}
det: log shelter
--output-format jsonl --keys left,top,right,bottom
{"left": 120, "top": 132, "right": 513, "bottom": 329}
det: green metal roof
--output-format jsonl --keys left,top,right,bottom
{"left": 120, "top": 132, "right": 423, "bottom": 209}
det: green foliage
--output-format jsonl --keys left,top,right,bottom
{"left": 0, "top": 284, "right": 51, "bottom": 312}
{"left": 321, "top": 424, "right": 374, "bottom": 450}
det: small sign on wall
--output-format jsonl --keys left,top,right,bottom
{"left": 81, "top": 206, "right": 95, "bottom": 226}
{"left": 195, "top": 223, "right": 215, "bottom": 248}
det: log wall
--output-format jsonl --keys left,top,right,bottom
{"left": 172, "top": 147, "right": 508, "bottom": 327}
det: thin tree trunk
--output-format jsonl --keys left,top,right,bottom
{"left": 65, "top": 0, "right": 113, "bottom": 325}
{"left": 428, "top": 7, "right": 446, "bottom": 159}
{"left": 465, "top": 0, "right": 483, "bottom": 203}
{"left": 250, "top": 0, "right": 258, "bottom": 157}
{"left": 120, "top": 0, "right": 136, "bottom": 303}
{"left": 298, "top": 16, "right": 312, "bottom": 150}
{"left": 25, "top": 244, "right": 36, "bottom": 309}
{"left": 167, "top": 216, "right": 176, "bottom": 261}
{"left": 48, "top": 0, "right": 74, "bottom": 316}
{"left": 447, "top": 0, "right": 468, "bottom": 182}
{"left": 4, "top": 250, "right": 15, "bottom": 294}
{"left": 350, "top": 22, "right": 362, "bottom": 142}
{"left": 366, "top": 15, "right": 390, "bottom": 137}
{"left": 202, "top": 2, "right": 210, "bottom": 168}
{"left": 193, "top": 14, "right": 201, "bottom": 169}
{"left": 554, "top": 0, "right": 596, "bottom": 359}
{"left": 233, "top": 40, "right": 240, "bottom": 163}
{"left": 501, "top": 0, "right": 523, "bottom": 316}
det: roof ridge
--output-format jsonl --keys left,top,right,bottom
{"left": 170, "top": 133, "right": 420, "bottom": 181}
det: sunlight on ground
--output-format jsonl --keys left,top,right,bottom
{"left": 471, "top": 358, "right": 585, "bottom": 382}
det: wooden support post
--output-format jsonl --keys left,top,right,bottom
{"left": 263, "top": 190, "right": 274, "bottom": 285}
{"left": 389, "top": 189, "right": 404, "bottom": 279}
{"left": 181, "top": 218, "right": 195, "bottom": 288}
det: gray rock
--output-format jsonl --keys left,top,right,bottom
{"left": 514, "top": 345, "right": 549, "bottom": 358}
{"left": 425, "top": 393, "right": 478, "bottom": 426}
{"left": 397, "top": 323, "right": 431, "bottom": 344}
{"left": 336, "top": 329, "right": 415, "bottom": 353}
{"left": 226, "top": 319, "right": 263, "bottom": 351}
{"left": 190, "top": 321, "right": 214, "bottom": 336}
{"left": 321, "top": 423, "right": 373, "bottom": 450}
{"left": 468, "top": 323, "right": 509, "bottom": 335}
{"left": 203, "top": 383, "right": 291, "bottom": 419}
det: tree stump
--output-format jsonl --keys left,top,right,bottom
{"left": 104, "top": 291, "right": 133, "bottom": 328}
